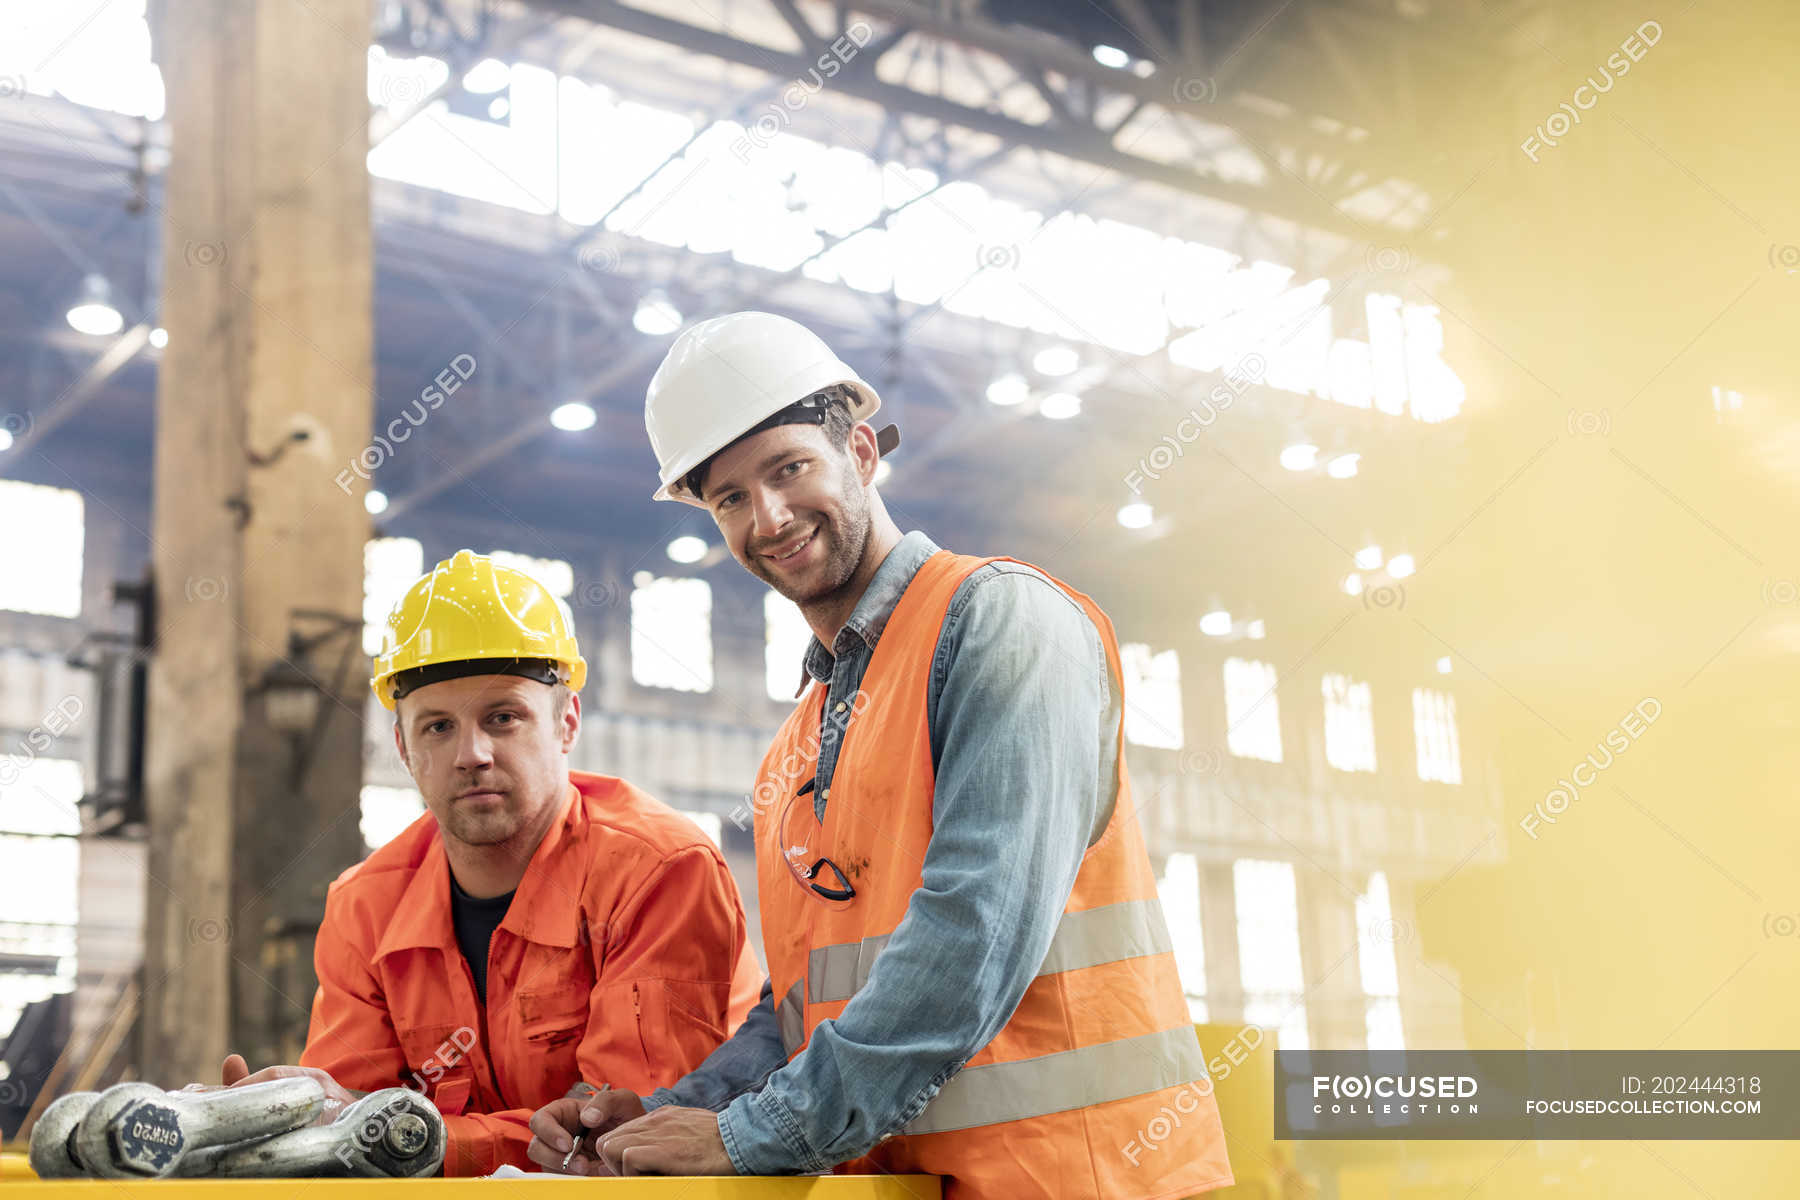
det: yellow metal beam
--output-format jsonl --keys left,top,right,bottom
{"left": 0, "top": 1170, "right": 938, "bottom": 1196}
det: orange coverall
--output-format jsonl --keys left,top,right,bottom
{"left": 301, "top": 771, "right": 765, "bottom": 1175}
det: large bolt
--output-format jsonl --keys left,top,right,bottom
{"left": 75, "top": 1083, "right": 173, "bottom": 1178}
{"left": 383, "top": 1112, "right": 430, "bottom": 1158}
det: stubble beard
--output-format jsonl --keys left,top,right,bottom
{"left": 758, "top": 478, "right": 872, "bottom": 609}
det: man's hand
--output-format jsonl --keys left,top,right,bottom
{"left": 596, "top": 1106, "right": 736, "bottom": 1177}
{"left": 525, "top": 1088, "right": 646, "bottom": 1176}
{"left": 218, "top": 1055, "right": 363, "bottom": 1125}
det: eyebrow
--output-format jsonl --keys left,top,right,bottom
{"left": 709, "top": 448, "right": 803, "bottom": 499}
{"left": 409, "top": 696, "right": 525, "bottom": 725}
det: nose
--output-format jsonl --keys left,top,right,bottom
{"left": 750, "top": 484, "right": 793, "bottom": 543}
{"left": 452, "top": 722, "right": 494, "bottom": 772}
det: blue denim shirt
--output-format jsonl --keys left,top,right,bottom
{"left": 643, "top": 532, "right": 1120, "bottom": 1174}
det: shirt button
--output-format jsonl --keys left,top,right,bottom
{"left": 821, "top": 787, "right": 831, "bottom": 800}
{"left": 834, "top": 701, "right": 847, "bottom": 713}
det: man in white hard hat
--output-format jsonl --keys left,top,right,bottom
{"left": 527, "top": 312, "right": 1232, "bottom": 1197}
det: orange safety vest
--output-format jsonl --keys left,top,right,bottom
{"left": 754, "top": 551, "right": 1234, "bottom": 1199}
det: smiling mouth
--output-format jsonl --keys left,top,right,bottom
{"left": 764, "top": 528, "right": 817, "bottom": 564}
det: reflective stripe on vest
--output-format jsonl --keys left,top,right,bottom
{"left": 778, "top": 978, "right": 805, "bottom": 1057}
{"left": 902, "top": 1023, "right": 1209, "bottom": 1136}
{"left": 805, "top": 897, "right": 1174, "bottom": 1006}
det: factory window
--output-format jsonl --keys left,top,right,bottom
{"left": 764, "top": 593, "right": 813, "bottom": 701}
{"left": 630, "top": 574, "right": 713, "bottom": 693}
{"left": 1233, "top": 858, "right": 1308, "bottom": 1052}
{"left": 1357, "top": 871, "right": 1406, "bottom": 1051}
{"left": 1158, "top": 852, "right": 1208, "bottom": 1022}
{"left": 1322, "top": 673, "right": 1377, "bottom": 772}
{"left": 0, "top": 758, "right": 82, "bottom": 1041}
{"left": 0, "top": 481, "right": 84, "bottom": 619}
{"left": 363, "top": 537, "right": 424, "bottom": 656}
{"left": 1412, "top": 687, "right": 1462, "bottom": 784}
{"left": 360, "top": 784, "right": 425, "bottom": 852}
{"left": 487, "top": 550, "right": 575, "bottom": 599}
{"left": 1223, "top": 657, "right": 1282, "bottom": 763}
{"left": 1121, "top": 643, "right": 1183, "bottom": 751}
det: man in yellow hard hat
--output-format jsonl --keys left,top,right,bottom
{"left": 526, "top": 312, "right": 1232, "bottom": 1197}
{"left": 210, "top": 549, "right": 765, "bottom": 1176}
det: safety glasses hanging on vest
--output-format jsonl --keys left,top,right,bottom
{"left": 778, "top": 777, "right": 856, "bottom": 903}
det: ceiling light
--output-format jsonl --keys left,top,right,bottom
{"left": 633, "top": 292, "right": 683, "bottom": 335}
{"left": 1342, "top": 573, "right": 1364, "bottom": 596}
{"left": 1436, "top": 656, "right": 1453, "bottom": 674}
{"left": 1092, "top": 45, "right": 1130, "bottom": 69}
{"left": 1387, "top": 553, "right": 1415, "bottom": 578}
{"left": 1279, "top": 443, "right": 1318, "bottom": 471}
{"left": 667, "top": 535, "right": 707, "bottom": 564}
{"left": 1247, "top": 619, "right": 1265, "bottom": 639}
{"left": 550, "top": 402, "right": 596, "bottom": 432}
{"left": 0, "top": 429, "right": 12, "bottom": 453}
{"left": 461, "top": 58, "right": 511, "bottom": 94}
{"left": 487, "top": 95, "right": 510, "bottom": 121}
{"left": 1116, "top": 501, "right": 1153, "bottom": 529}
{"left": 1039, "top": 392, "right": 1081, "bottom": 420}
{"left": 986, "top": 373, "right": 1029, "bottom": 406}
{"left": 1199, "top": 610, "right": 1232, "bottom": 637}
{"left": 872, "top": 460, "right": 892, "bottom": 485}
{"left": 1355, "top": 544, "right": 1383, "bottom": 570}
{"left": 66, "top": 274, "right": 123, "bottom": 336}
{"left": 1326, "top": 452, "right": 1361, "bottom": 479}
{"left": 364, "top": 490, "right": 389, "bottom": 515}
{"left": 1032, "top": 345, "right": 1079, "bottom": 377}
{"left": 149, "top": 327, "right": 168, "bottom": 349}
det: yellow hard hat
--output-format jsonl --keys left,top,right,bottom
{"left": 370, "top": 549, "right": 588, "bottom": 711}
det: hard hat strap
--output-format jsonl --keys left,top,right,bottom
{"left": 738, "top": 388, "right": 841, "bottom": 440}
{"left": 389, "top": 657, "right": 564, "bottom": 702}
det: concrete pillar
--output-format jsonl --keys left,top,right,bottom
{"left": 141, "top": 0, "right": 374, "bottom": 1084}
{"left": 1198, "top": 860, "right": 1246, "bottom": 1023}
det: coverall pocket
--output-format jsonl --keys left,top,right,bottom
{"left": 396, "top": 1023, "right": 477, "bottom": 1114}
{"left": 517, "top": 988, "right": 587, "bottom": 1047}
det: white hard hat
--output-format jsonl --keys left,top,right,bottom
{"left": 646, "top": 311, "right": 883, "bottom": 506}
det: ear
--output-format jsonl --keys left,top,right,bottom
{"left": 560, "top": 690, "right": 581, "bottom": 753}
{"left": 847, "top": 422, "right": 880, "bottom": 485}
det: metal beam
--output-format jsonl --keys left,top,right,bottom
{"left": 1176, "top": 0, "right": 1204, "bottom": 64}
{"left": 766, "top": 0, "right": 826, "bottom": 53}
{"left": 369, "top": 20, "right": 547, "bottom": 148}
{"left": 3, "top": 324, "right": 151, "bottom": 462}
{"left": 1303, "top": 7, "right": 1390, "bottom": 131}
{"left": 1109, "top": 0, "right": 1181, "bottom": 64}
{"left": 383, "top": 138, "right": 1013, "bottom": 517}
{"left": 523, "top": 0, "right": 1378, "bottom": 241}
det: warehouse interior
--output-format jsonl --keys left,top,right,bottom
{"left": 0, "top": 0, "right": 1796, "bottom": 1195}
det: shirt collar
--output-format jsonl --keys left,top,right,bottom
{"left": 375, "top": 782, "right": 586, "bottom": 958}
{"left": 798, "top": 530, "right": 940, "bottom": 691}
